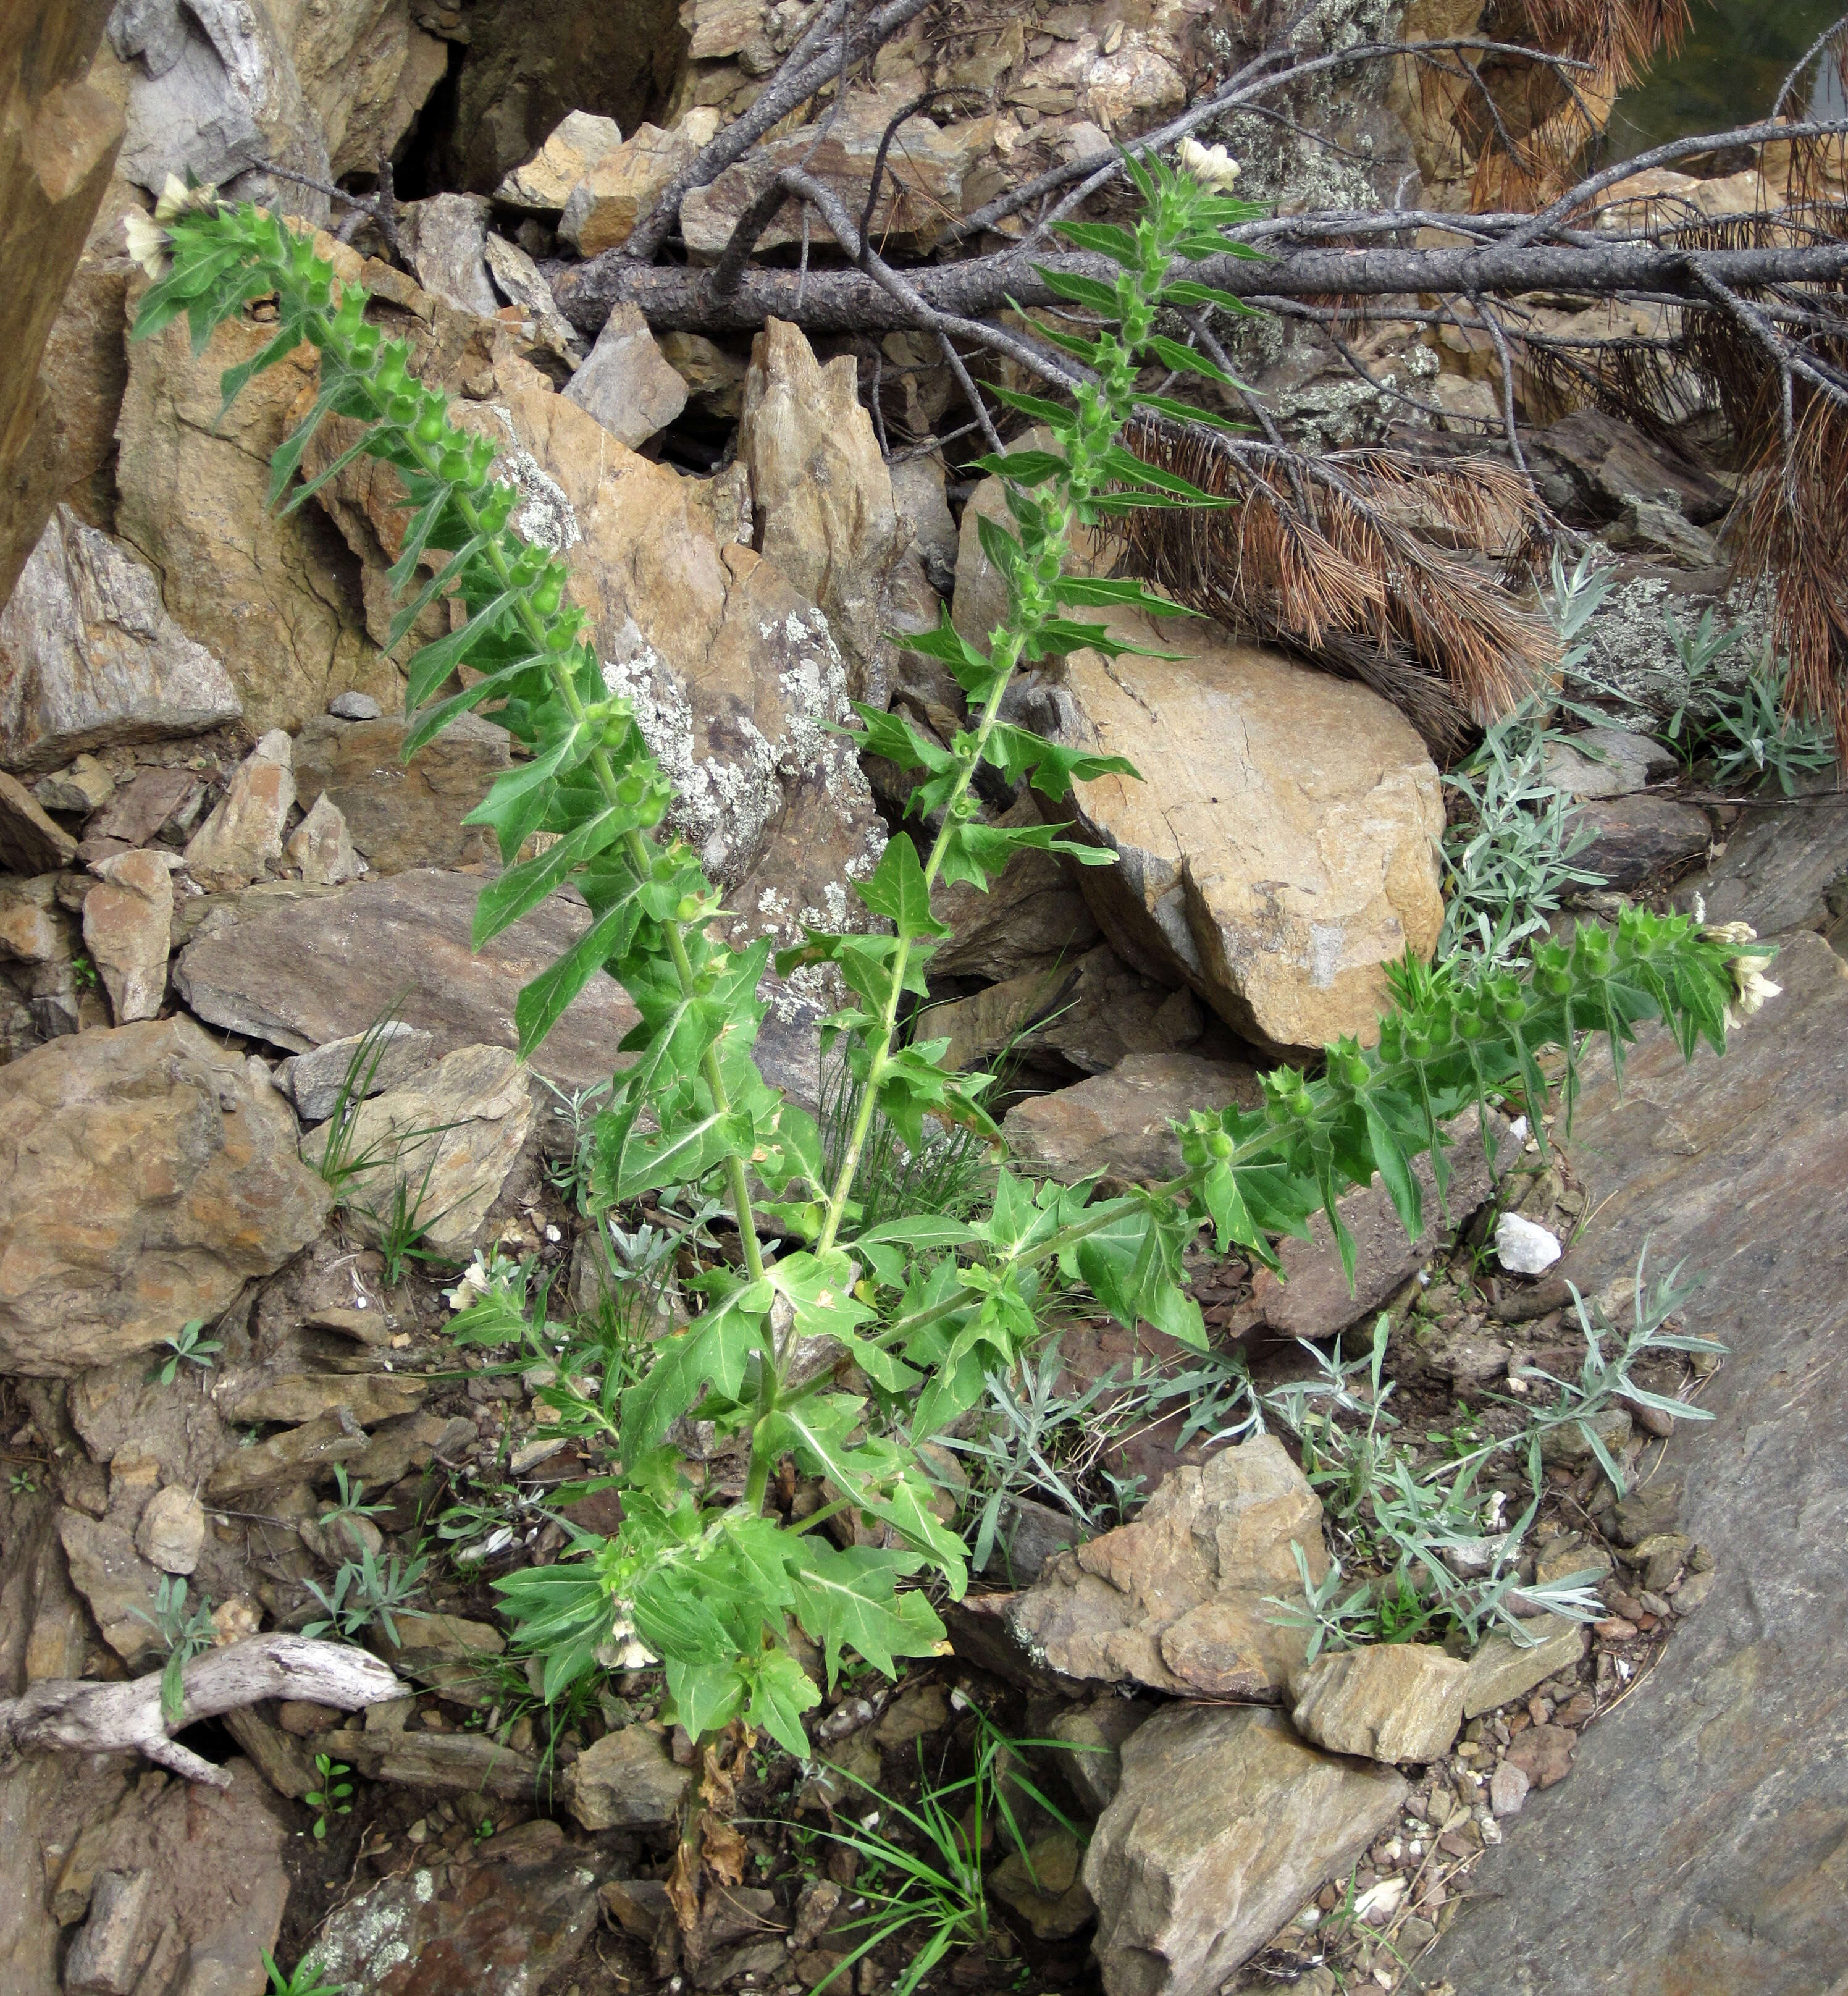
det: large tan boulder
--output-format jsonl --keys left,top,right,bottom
{"left": 739, "top": 319, "right": 905, "bottom": 697}
{"left": 0, "top": 1017, "right": 332, "bottom": 1375}
{"left": 0, "top": 1, "right": 124, "bottom": 602}
{"left": 293, "top": 259, "right": 886, "bottom": 993}
{"left": 1011, "top": 613, "right": 1445, "bottom": 1054}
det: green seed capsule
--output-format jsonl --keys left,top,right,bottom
{"left": 1208, "top": 1132, "right": 1235, "bottom": 1160}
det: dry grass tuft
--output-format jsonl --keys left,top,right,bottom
{"left": 1115, "top": 423, "right": 1557, "bottom": 754}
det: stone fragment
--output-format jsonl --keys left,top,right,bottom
{"left": 1007, "top": 1438, "right": 1327, "bottom": 1698}
{"left": 134, "top": 1486, "right": 205, "bottom": 1576}
{"left": 328, "top": 689, "right": 382, "bottom": 721}
{"left": 216, "top": 1372, "right": 427, "bottom": 1428}
{"left": 1085, "top": 1705, "right": 1406, "bottom": 1996}
{"left": 1460, "top": 1615, "right": 1588, "bottom": 1720}
{"left": 566, "top": 1725, "right": 693, "bottom": 1830}
{"left": 288, "top": 1019, "right": 435, "bottom": 1122}
{"left": 304, "top": 1826, "right": 603, "bottom": 1996}
{"left": 88, "top": 765, "right": 202, "bottom": 848}
{"left": 1537, "top": 1404, "right": 1632, "bottom": 1465}
{"left": 562, "top": 301, "right": 689, "bottom": 447}
{"left": 299, "top": 1043, "right": 533, "bottom": 1250}
{"left": 1047, "top": 1696, "right": 1154, "bottom": 1816}
{"left": 979, "top": 1495, "right": 1083, "bottom": 1585}
{"left": 1504, "top": 1722, "right": 1576, "bottom": 1788}
{"left": 182, "top": 730, "right": 296, "bottom": 890}
{"left": 0, "top": 875, "right": 65, "bottom": 962}
{"left": 0, "top": 769, "right": 78, "bottom": 872}
{"left": 63, "top": 1868, "right": 153, "bottom": 1995}
{"left": 1290, "top": 1644, "right": 1467, "bottom": 1764}
{"left": 1006, "top": 610, "right": 1445, "bottom": 1053}
{"left": 989, "top": 1830, "right": 1094, "bottom": 1940}
{"left": 1253, "top": 1111, "right": 1510, "bottom": 1338}
{"left": 1489, "top": 1759, "right": 1531, "bottom": 1816}
{"left": 83, "top": 848, "right": 175, "bottom": 1022}
{"left": 1605, "top": 1482, "right": 1682, "bottom": 1548}
{"left": 680, "top": 91, "right": 994, "bottom": 259}
{"left": 292, "top": 710, "right": 510, "bottom": 875}
{"left": 0, "top": 507, "right": 243, "bottom": 773}
{"left": 1495, "top": 1210, "right": 1563, "bottom": 1276}
{"left": 483, "top": 234, "right": 584, "bottom": 361}
{"left": 496, "top": 109, "right": 624, "bottom": 209}
{"left": 1569, "top": 793, "right": 1712, "bottom": 890}
{"left": 204, "top": 1415, "right": 366, "bottom": 1501}
{"left": 1542, "top": 726, "right": 1678, "bottom": 801}
{"left": 58, "top": 1509, "right": 166, "bottom": 1665}
{"left": 285, "top": 793, "right": 364, "bottom": 886}
{"left": 739, "top": 319, "right": 904, "bottom": 689}
{"left": 33, "top": 754, "right": 116, "bottom": 814}
{"left": 558, "top": 110, "right": 721, "bottom": 255}
{"left": 658, "top": 330, "right": 749, "bottom": 416}
{"left": 405, "top": 192, "right": 497, "bottom": 316}
{"left": 1002, "top": 1051, "right": 1261, "bottom": 1186}
{"left": 0, "top": 1017, "right": 331, "bottom": 1375}
{"left": 1536, "top": 408, "right": 1731, "bottom": 525}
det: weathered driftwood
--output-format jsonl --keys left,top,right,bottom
{"left": 0, "top": 1635, "right": 403, "bottom": 1787}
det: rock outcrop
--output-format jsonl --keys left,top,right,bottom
{"left": 0, "top": 0, "right": 123, "bottom": 600}
{"left": 1007, "top": 1437, "right": 1329, "bottom": 1698}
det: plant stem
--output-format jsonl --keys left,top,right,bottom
{"left": 815, "top": 628, "right": 1030, "bottom": 1255}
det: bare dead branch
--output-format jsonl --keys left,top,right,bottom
{"left": 556, "top": 230, "right": 1848, "bottom": 342}
{"left": 0, "top": 1635, "right": 403, "bottom": 1787}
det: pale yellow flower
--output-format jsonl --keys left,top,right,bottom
{"left": 1179, "top": 136, "right": 1241, "bottom": 191}
{"left": 154, "top": 172, "right": 220, "bottom": 222}
{"left": 594, "top": 1613, "right": 658, "bottom": 1670}
{"left": 122, "top": 208, "right": 169, "bottom": 280}
{"left": 1700, "top": 918, "right": 1783, "bottom": 1025}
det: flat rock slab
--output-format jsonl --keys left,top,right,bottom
{"left": 1251, "top": 1110, "right": 1510, "bottom": 1339}
{"left": 173, "top": 867, "right": 820, "bottom": 1103}
{"left": 1423, "top": 932, "right": 1848, "bottom": 1993}
{"left": 1674, "top": 785, "right": 1848, "bottom": 946}
{"left": 1003, "top": 1050, "right": 1261, "bottom": 1185}
{"left": 174, "top": 868, "right": 638, "bottom": 1090}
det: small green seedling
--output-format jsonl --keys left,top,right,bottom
{"left": 304, "top": 1754, "right": 353, "bottom": 1838}
{"left": 149, "top": 1317, "right": 222, "bottom": 1385}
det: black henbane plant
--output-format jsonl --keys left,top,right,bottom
{"left": 131, "top": 154, "right": 1756, "bottom": 1756}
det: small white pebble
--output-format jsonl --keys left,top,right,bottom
{"left": 544, "top": 1225, "right": 561, "bottom": 1243}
